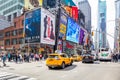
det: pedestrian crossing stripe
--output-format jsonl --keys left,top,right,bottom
{"left": 0, "top": 72, "right": 36, "bottom": 80}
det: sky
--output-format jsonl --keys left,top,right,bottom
{"left": 73, "top": 0, "right": 115, "bottom": 50}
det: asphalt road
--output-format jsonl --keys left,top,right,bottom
{"left": 0, "top": 61, "right": 120, "bottom": 80}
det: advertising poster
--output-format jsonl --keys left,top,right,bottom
{"left": 24, "top": 0, "right": 43, "bottom": 10}
{"left": 72, "top": 6, "right": 78, "bottom": 21}
{"left": 40, "top": 8, "right": 55, "bottom": 45}
{"left": 79, "top": 28, "right": 85, "bottom": 45}
{"left": 66, "top": 17, "right": 80, "bottom": 43}
{"left": 64, "top": 6, "right": 72, "bottom": 17}
{"left": 24, "top": 8, "right": 41, "bottom": 43}
{"left": 57, "top": 40, "right": 63, "bottom": 53}
{"left": 63, "top": 41, "right": 75, "bottom": 54}
{"left": 59, "top": 10, "right": 68, "bottom": 40}
{"left": 83, "top": 32, "right": 88, "bottom": 46}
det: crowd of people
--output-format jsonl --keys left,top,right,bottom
{"left": 0, "top": 51, "right": 48, "bottom": 67}
{"left": 111, "top": 53, "right": 120, "bottom": 62}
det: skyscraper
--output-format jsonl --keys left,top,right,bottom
{"left": 115, "top": 0, "right": 120, "bottom": 52}
{"left": 0, "top": 0, "right": 24, "bottom": 22}
{"left": 78, "top": 0, "right": 91, "bottom": 33}
{"left": 98, "top": 0, "right": 107, "bottom": 48}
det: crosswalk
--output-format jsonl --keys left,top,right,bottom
{"left": 0, "top": 72, "right": 36, "bottom": 80}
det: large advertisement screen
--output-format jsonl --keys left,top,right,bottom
{"left": 72, "top": 6, "right": 78, "bottom": 21}
{"left": 59, "top": 9, "right": 68, "bottom": 40}
{"left": 40, "top": 8, "right": 55, "bottom": 45}
{"left": 79, "top": 28, "right": 85, "bottom": 45}
{"left": 24, "top": 8, "right": 41, "bottom": 43}
{"left": 66, "top": 17, "right": 80, "bottom": 43}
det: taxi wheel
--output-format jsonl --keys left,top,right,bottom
{"left": 70, "top": 60, "right": 73, "bottom": 66}
{"left": 48, "top": 66, "right": 52, "bottom": 69}
{"left": 61, "top": 62, "right": 65, "bottom": 69}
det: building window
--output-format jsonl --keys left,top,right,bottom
{"left": 18, "top": 38, "right": 23, "bottom": 44}
{"left": 11, "top": 38, "right": 17, "bottom": 45}
{"left": 100, "top": 13, "right": 105, "bottom": 17}
{"left": 11, "top": 30, "right": 17, "bottom": 36}
{"left": 5, "top": 39, "right": 10, "bottom": 45}
{"left": 13, "top": 12, "right": 17, "bottom": 19}
{"left": 47, "top": 0, "right": 56, "bottom": 8}
{"left": 19, "top": 29, "right": 23, "bottom": 35}
{"left": 5, "top": 32, "right": 10, "bottom": 37}
{"left": 19, "top": 0, "right": 24, "bottom": 4}
{"left": 14, "top": 22, "right": 16, "bottom": 27}
{"left": 22, "top": 20, "right": 24, "bottom": 26}
{"left": 8, "top": 15, "right": 11, "bottom": 22}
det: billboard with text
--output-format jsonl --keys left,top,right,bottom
{"left": 24, "top": 8, "right": 41, "bottom": 43}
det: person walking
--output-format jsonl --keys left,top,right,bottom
{"left": 1, "top": 53, "right": 7, "bottom": 66}
{"left": 7, "top": 52, "right": 11, "bottom": 62}
{"left": 118, "top": 54, "right": 120, "bottom": 63}
{"left": 0, "top": 53, "right": 2, "bottom": 67}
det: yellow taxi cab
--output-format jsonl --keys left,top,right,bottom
{"left": 46, "top": 53, "right": 73, "bottom": 69}
{"left": 71, "top": 55, "right": 83, "bottom": 62}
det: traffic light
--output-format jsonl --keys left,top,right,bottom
{"left": 92, "top": 31, "right": 94, "bottom": 36}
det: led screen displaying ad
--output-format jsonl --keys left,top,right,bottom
{"left": 59, "top": 10, "right": 68, "bottom": 40}
{"left": 72, "top": 6, "right": 78, "bottom": 21}
{"left": 66, "top": 17, "right": 80, "bottom": 43}
{"left": 79, "top": 28, "right": 85, "bottom": 45}
{"left": 40, "top": 8, "right": 55, "bottom": 45}
{"left": 24, "top": 8, "right": 41, "bottom": 43}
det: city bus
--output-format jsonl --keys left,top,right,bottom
{"left": 98, "top": 48, "right": 112, "bottom": 61}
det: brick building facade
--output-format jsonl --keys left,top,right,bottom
{"left": 4, "top": 15, "right": 24, "bottom": 50}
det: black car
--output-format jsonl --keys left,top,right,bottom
{"left": 82, "top": 54, "right": 94, "bottom": 63}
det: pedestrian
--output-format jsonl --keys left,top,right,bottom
{"left": 118, "top": 54, "right": 120, "bottom": 63}
{"left": 34, "top": 53, "right": 39, "bottom": 61}
{"left": 7, "top": 52, "right": 11, "bottom": 62}
{"left": 112, "top": 54, "right": 115, "bottom": 62}
{"left": 15, "top": 53, "right": 18, "bottom": 63}
{"left": 39, "top": 54, "right": 42, "bottom": 60}
{"left": 26, "top": 53, "right": 30, "bottom": 62}
{"left": 1, "top": 53, "right": 7, "bottom": 66}
{"left": 30, "top": 53, "right": 34, "bottom": 61}
{"left": 115, "top": 54, "right": 118, "bottom": 62}
{"left": 19, "top": 53, "right": 23, "bottom": 63}
{"left": 0, "top": 53, "right": 2, "bottom": 67}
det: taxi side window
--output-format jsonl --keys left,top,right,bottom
{"left": 61, "top": 54, "right": 66, "bottom": 58}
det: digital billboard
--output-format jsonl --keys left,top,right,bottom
{"left": 40, "top": 8, "right": 55, "bottom": 45}
{"left": 57, "top": 40, "right": 63, "bottom": 53}
{"left": 64, "top": 6, "right": 72, "bottom": 17}
{"left": 59, "top": 9, "right": 68, "bottom": 40}
{"left": 24, "top": 8, "right": 41, "bottom": 43}
{"left": 79, "top": 28, "right": 85, "bottom": 45}
{"left": 66, "top": 17, "right": 80, "bottom": 43}
{"left": 72, "top": 6, "right": 78, "bottom": 21}
{"left": 83, "top": 32, "right": 88, "bottom": 46}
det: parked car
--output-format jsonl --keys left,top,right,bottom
{"left": 71, "top": 55, "right": 83, "bottom": 62}
{"left": 82, "top": 54, "right": 94, "bottom": 63}
{"left": 46, "top": 53, "right": 73, "bottom": 69}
